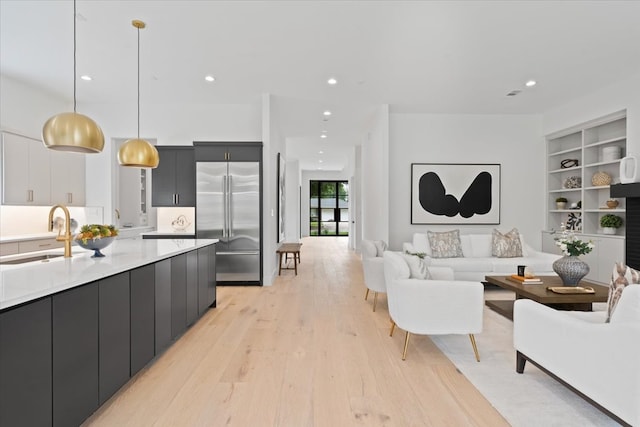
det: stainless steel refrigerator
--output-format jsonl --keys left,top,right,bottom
{"left": 196, "top": 161, "right": 261, "bottom": 285}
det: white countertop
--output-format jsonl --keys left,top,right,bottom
{"left": 0, "top": 238, "right": 218, "bottom": 311}
{"left": 141, "top": 231, "right": 196, "bottom": 236}
{"left": 0, "top": 232, "right": 60, "bottom": 243}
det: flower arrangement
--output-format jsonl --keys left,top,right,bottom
{"left": 75, "top": 224, "right": 118, "bottom": 244}
{"left": 554, "top": 223, "right": 594, "bottom": 257}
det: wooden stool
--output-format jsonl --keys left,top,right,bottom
{"left": 276, "top": 243, "right": 302, "bottom": 275}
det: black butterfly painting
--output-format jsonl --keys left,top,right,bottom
{"left": 411, "top": 164, "right": 500, "bottom": 224}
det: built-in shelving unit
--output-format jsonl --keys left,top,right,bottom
{"left": 546, "top": 110, "right": 627, "bottom": 236}
{"left": 544, "top": 111, "right": 627, "bottom": 284}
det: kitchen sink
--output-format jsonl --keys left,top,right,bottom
{"left": 0, "top": 254, "right": 64, "bottom": 265}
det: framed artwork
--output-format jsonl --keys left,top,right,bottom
{"left": 277, "top": 152, "right": 286, "bottom": 242}
{"left": 411, "top": 163, "right": 501, "bottom": 224}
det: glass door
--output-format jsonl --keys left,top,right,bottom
{"left": 310, "top": 180, "right": 349, "bottom": 236}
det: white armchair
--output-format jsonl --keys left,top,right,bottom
{"left": 514, "top": 285, "right": 640, "bottom": 426}
{"left": 361, "top": 240, "right": 386, "bottom": 311}
{"left": 383, "top": 251, "right": 484, "bottom": 361}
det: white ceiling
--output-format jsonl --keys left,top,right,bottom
{"left": 2, "top": 1, "right": 640, "bottom": 171}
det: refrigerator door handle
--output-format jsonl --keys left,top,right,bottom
{"left": 229, "top": 175, "right": 234, "bottom": 237}
{"left": 222, "top": 175, "right": 227, "bottom": 238}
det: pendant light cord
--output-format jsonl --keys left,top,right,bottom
{"left": 73, "top": 0, "right": 77, "bottom": 113}
{"left": 137, "top": 25, "right": 140, "bottom": 139}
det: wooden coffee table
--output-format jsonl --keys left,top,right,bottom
{"left": 484, "top": 275, "right": 609, "bottom": 320}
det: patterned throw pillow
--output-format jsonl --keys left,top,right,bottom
{"left": 401, "top": 253, "right": 431, "bottom": 279}
{"left": 427, "top": 230, "right": 464, "bottom": 259}
{"left": 491, "top": 228, "right": 523, "bottom": 258}
{"left": 606, "top": 262, "right": 640, "bottom": 323}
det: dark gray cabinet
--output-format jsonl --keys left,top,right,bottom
{"left": 186, "top": 250, "right": 199, "bottom": 326}
{"left": 193, "top": 141, "right": 262, "bottom": 162}
{"left": 155, "top": 259, "right": 172, "bottom": 353}
{"left": 171, "top": 254, "right": 187, "bottom": 338}
{"left": 152, "top": 146, "right": 195, "bottom": 206}
{"left": 130, "top": 264, "right": 156, "bottom": 375}
{"left": 0, "top": 298, "right": 52, "bottom": 427}
{"left": 99, "top": 272, "right": 131, "bottom": 404}
{"left": 53, "top": 283, "right": 99, "bottom": 427}
{"left": 198, "top": 244, "right": 217, "bottom": 315}
{"left": 0, "top": 244, "right": 216, "bottom": 427}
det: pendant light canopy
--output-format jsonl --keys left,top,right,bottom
{"left": 42, "top": 0, "right": 104, "bottom": 153}
{"left": 118, "top": 19, "right": 159, "bottom": 168}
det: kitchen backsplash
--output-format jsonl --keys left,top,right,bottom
{"left": 156, "top": 207, "right": 195, "bottom": 233}
{"left": 0, "top": 206, "right": 104, "bottom": 237}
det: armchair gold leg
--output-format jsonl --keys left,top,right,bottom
{"left": 373, "top": 291, "right": 378, "bottom": 312}
{"left": 402, "top": 332, "right": 411, "bottom": 360}
{"left": 365, "top": 289, "right": 370, "bottom": 300}
{"left": 469, "top": 334, "right": 480, "bottom": 362}
{"left": 389, "top": 320, "right": 396, "bottom": 337}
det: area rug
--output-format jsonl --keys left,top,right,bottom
{"left": 431, "top": 297, "right": 621, "bottom": 427}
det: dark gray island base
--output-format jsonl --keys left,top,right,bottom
{"left": 0, "top": 242, "right": 216, "bottom": 427}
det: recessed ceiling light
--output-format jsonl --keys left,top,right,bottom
{"left": 327, "top": 77, "right": 337, "bottom": 85}
{"left": 323, "top": 110, "right": 332, "bottom": 116}
{"left": 320, "top": 134, "right": 327, "bottom": 138}
{"left": 205, "top": 75, "right": 215, "bottom": 82}
{"left": 80, "top": 75, "right": 92, "bottom": 81}
{"left": 318, "top": 150, "right": 324, "bottom": 154}
{"left": 319, "top": 160, "right": 323, "bottom": 163}
{"left": 525, "top": 80, "right": 536, "bottom": 87}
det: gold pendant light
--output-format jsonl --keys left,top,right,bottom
{"left": 118, "top": 19, "right": 159, "bottom": 168}
{"left": 42, "top": 0, "right": 104, "bottom": 153}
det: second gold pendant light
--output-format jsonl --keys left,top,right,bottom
{"left": 118, "top": 19, "right": 159, "bottom": 168}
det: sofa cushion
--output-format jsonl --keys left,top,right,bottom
{"left": 469, "top": 234, "right": 493, "bottom": 257}
{"left": 361, "top": 240, "right": 378, "bottom": 259}
{"left": 385, "top": 251, "right": 411, "bottom": 280}
{"left": 492, "top": 228, "right": 523, "bottom": 258}
{"left": 429, "top": 257, "right": 493, "bottom": 272}
{"left": 401, "top": 253, "right": 431, "bottom": 279}
{"left": 427, "top": 230, "right": 464, "bottom": 258}
{"left": 606, "top": 262, "right": 640, "bottom": 323}
{"left": 460, "top": 235, "right": 472, "bottom": 258}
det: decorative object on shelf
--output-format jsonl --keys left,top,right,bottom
{"left": 606, "top": 199, "right": 620, "bottom": 209}
{"left": 591, "top": 171, "right": 612, "bottom": 186}
{"left": 555, "top": 197, "right": 567, "bottom": 210}
{"left": 75, "top": 224, "right": 119, "bottom": 257}
{"left": 620, "top": 155, "right": 639, "bottom": 183}
{"left": 171, "top": 214, "right": 191, "bottom": 231}
{"left": 602, "top": 146, "right": 622, "bottom": 162}
{"left": 600, "top": 213, "right": 623, "bottom": 235}
{"left": 42, "top": 0, "right": 104, "bottom": 153}
{"left": 563, "top": 176, "right": 581, "bottom": 189}
{"left": 570, "top": 202, "right": 579, "bottom": 209}
{"left": 117, "top": 19, "right": 160, "bottom": 168}
{"left": 566, "top": 212, "right": 581, "bottom": 231}
{"left": 560, "top": 159, "right": 579, "bottom": 169}
{"left": 552, "top": 224, "right": 594, "bottom": 286}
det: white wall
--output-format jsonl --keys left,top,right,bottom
{"left": 284, "top": 159, "right": 301, "bottom": 242}
{"left": 543, "top": 72, "right": 640, "bottom": 155}
{"left": 388, "top": 113, "right": 545, "bottom": 251}
{"left": 0, "top": 75, "right": 69, "bottom": 139}
{"left": 361, "top": 105, "right": 390, "bottom": 243}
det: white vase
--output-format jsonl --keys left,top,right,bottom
{"left": 602, "top": 227, "right": 617, "bottom": 235}
{"left": 556, "top": 202, "right": 566, "bottom": 210}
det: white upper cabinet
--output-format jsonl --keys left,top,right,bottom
{"left": 1, "top": 131, "right": 85, "bottom": 206}
{"left": 50, "top": 150, "right": 86, "bottom": 206}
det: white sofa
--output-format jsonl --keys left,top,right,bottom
{"left": 403, "top": 232, "right": 560, "bottom": 282}
{"left": 514, "top": 286, "right": 640, "bottom": 426}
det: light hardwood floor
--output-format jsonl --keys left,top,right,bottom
{"left": 84, "top": 237, "right": 509, "bottom": 426}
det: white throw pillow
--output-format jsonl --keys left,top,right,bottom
{"left": 610, "top": 285, "right": 640, "bottom": 324}
{"left": 386, "top": 252, "right": 411, "bottom": 279}
{"left": 401, "top": 253, "right": 431, "bottom": 279}
{"left": 373, "top": 240, "right": 388, "bottom": 257}
{"left": 412, "top": 233, "right": 432, "bottom": 256}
